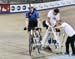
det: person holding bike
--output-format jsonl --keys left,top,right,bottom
{"left": 42, "top": 8, "right": 61, "bottom": 51}
{"left": 55, "top": 21, "right": 75, "bottom": 56}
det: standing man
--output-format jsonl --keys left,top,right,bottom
{"left": 42, "top": 8, "right": 61, "bottom": 49}
{"left": 47, "top": 8, "right": 61, "bottom": 45}
{"left": 55, "top": 21, "right": 75, "bottom": 56}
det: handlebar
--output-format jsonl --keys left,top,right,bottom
{"left": 24, "top": 27, "right": 41, "bottom": 31}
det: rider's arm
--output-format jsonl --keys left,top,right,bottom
{"left": 47, "top": 17, "right": 51, "bottom": 26}
{"left": 25, "top": 18, "right": 28, "bottom": 28}
{"left": 47, "top": 11, "right": 52, "bottom": 26}
{"left": 55, "top": 25, "right": 62, "bottom": 29}
{"left": 55, "top": 22, "right": 64, "bottom": 29}
{"left": 35, "top": 11, "right": 42, "bottom": 28}
{"left": 37, "top": 18, "right": 42, "bottom": 28}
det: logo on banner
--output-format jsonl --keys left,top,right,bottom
{"left": 44, "top": 4, "right": 48, "bottom": 8}
{"left": 11, "top": 6, "right": 15, "bottom": 11}
{"left": 55, "top": 3, "right": 60, "bottom": 6}
{"left": 22, "top": 5, "right": 26, "bottom": 10}
{"left": 61, "top": 2, "right": 65, "bottom": 5}
{"left": 17, "top": 6, "right": 21, "bottom": 10}
{"left": 39, "top": 5, "right": 43, "bottom": 8}
{"left": 1, "top": 4, "right": 10, "bottom": 12}
{"left": 50, "top": 3, "right": 55, "bottom": 7}
{"left": 67, "top": 1, "right": 71, "bottom": 4}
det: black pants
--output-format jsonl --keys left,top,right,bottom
{"left": 66, "top": 35, "right": 75, "bottom": 54}
{"left": 28, "top": 20, "right": 37, "bottom": 31}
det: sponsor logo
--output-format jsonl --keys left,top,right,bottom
{"left": 11, "top": 5, "right": 28, "bottom": 12}
{"left": 11, "top": 6, "right": 15, "bottom": 11}
{"left": 55, "top": 2, "right": 60, "bottom": 6}
{"left": 49, "top": 2, "right": 55, "bottom": 7}
{"left": 67, "top": 1, "right": 71, "bottom": 4}
{"left": 1, "top": 4, "right": 10, "bottom": 12}
{"left": 61, "top": 2, "right": 66, "bottom": 5}
{"left": 17, "top": 6, "right": 21, "bottom": 10}
{"left": 39, "top": 5, "right": 43, "bottom": 8}
{"left": 22, "top": 5, "right": 26, "bottom": 10}
{"left": 44, "top": 4, "right": 48, "bottom": 7}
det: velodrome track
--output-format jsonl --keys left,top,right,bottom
{"left": 0, "top": 6, "right": 75, "bottom": 59}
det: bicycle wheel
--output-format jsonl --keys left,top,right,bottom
{"left": 37, "top": 38, "right": 42, "bottom": 54}
{"left": 37, "top": 35, "right": 42, "bottom": 53}
{"left": 29, "top": 35, "right": 33, "bottom": 56}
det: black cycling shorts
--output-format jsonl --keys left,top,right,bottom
{"left": 28, "top": 20, "right": 38, "bottom": 31}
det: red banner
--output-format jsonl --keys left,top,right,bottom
{"left": 0, "top": 4, "right": 1, "bottom": 12}
{"left": 0, "top": 4, "right": 10, "bottom": 12}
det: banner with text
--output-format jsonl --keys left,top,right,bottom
{"left": 9, "top": 0, "right": 75, "bottom": 13}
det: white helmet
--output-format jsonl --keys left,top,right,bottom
{"left": 28, "top": 4, "right": 34, "bottom": 8}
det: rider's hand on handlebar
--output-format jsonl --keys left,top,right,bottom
{"left": 24, "top": 27, "right": 27, "bottom": 30}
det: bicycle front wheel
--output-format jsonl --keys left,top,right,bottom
{"left": 29, "top": 35, "right": 33, "bottom": 56}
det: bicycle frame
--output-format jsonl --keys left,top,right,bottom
{"left": 41, "top": 26, "right": 61, "bottom": 48}
{"left": 29, "top": 29, "right": 41, "bottom": 55}
{"left": 33, "top": 30, "right": 41, "bottom": 46}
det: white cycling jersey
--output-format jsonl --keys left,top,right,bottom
{"left": 47, "top": 10, "right": 60, "bottom": 26}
